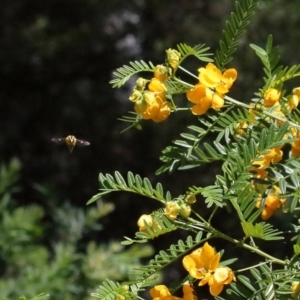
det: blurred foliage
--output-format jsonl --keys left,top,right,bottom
{"left": 0, "top": 159, "right": 154, "bottom": 299}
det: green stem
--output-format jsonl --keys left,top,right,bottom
{"left": 212, "top": 226, "right": 286, "bottom": 266}
{"left": 224, "top": 95, "right": 252, "bottom": 109}
{"left": 178, "top": 66, "right": 199, "bottom": 80}
{"left": 236, "top": 261, "right": 269, "bottom": 273}
{"left": 225, "top": 95, "right": 300, "bottom": 130}
{"left": 185, "top": 216, "right": 286, "bottom": 266}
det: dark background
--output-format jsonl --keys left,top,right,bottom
{"left": 0, "top": 0, "right": 299, "bottom": 298}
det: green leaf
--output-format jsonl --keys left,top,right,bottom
{"left": 215, "top": 0, "right": 259, "bottom": 70}
{"left": 176, "top": 43, "right": 213, "bottom": 62}
{"left": 88, "top": 172, "right": 171, "bottom": 205}
{"left": 110, "top": 60, "right": 155, "bottom": 88}
{"left": 241, "top": 221, "right": 283, "bottom": 240}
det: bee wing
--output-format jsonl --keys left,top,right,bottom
{"left": 76, "top": 139, "right": 90, "bottom": 147}
{"left": 51, "top": 137, "right": 66, "bottom": 144}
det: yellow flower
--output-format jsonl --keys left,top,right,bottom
{"left": 141, "top": 93, "right": 171, "bottom": 123}
{"left": 179, "top": 203, "right": 191, "bottom": 218}
{"left": 137, "top": 214, "right": 153, "bottom": 232}
{"left": 250, "top": 155, "right": 270, "bottom": 179}
{"left": 183, "top": 243, "right": 235, "bottom": 297}
{"left": 208, "top": 267, "right": 236, "bottom": 296}
{"left": 134, "top": 99, "right": 148, "bottom": 114}
{"left": 182, "top": 242, "right": 220, "bottom": 281}
{"left": 263, "top": 88, "right": 281, "bottom": 107}
{"left": 291, "top": 281, "right": 300, "bottom": 298}
{"left": 292, "top": 135, "right": 300, "bottom": 150}
{"left": 166, "top": 48, "right": 181, "bottom": 69}
{"left": 136, "top": 77, "right": 148, "bottom": 90}
{"left": 291, "top": 146, "right": 300, "bottom": 158}
{"left": 256, "top": 186, "right": 286, "bottom": 220}
{"left": 164, "top": 201, "right": 180, "bottom": 220}
{"left": 288, "top": 87, "right": 300, "bottom": 110}
{"left": 249, "top": 145, "right": 284, "bottom": 179}
{"left": 150, "top": 283, "right": 197, "bottom": 300}
{"left": 199, "top": 63, "right": 237, "bottom": 94}
{"left": 186, "top": 83, "right": 211, "bottom": 115}
{"left": 144, "top": 90, "right": 159, "bottom": 105}
{"left": 148, "top": 78, "right": 167, "bottom": 93}
{"left": 206, "top": 88, "right": 224, "bottom": 110}
{"left": 234, "top": 121, "right": 248, "bottom": 140}
{"left": 182, "top": 282, "right": 197, "bottom": 300}
{"left": 154, "top": 65, "right": 169, "bottom": 82}
{"left": 291, "top": 132, "right": 300, "bottom": 158}
{"left": 150, "top": 285, "right": 172, "bottom": 300}
{"left": 129, "top": 90, "right": 143, "bottom": 102}
{"left": 186, "top": 83, "right": 224, "bottom": 115}
{"left": 185, "top": 193, "right": 196, "bottom": 204}
{"left": 293, "top": 87, "right": 300, "bottom": 98}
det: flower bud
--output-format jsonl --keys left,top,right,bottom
{"left": 293, "top": 87, "right": 300, "bottom": 97}
{"left": 164, "top": 201, "right": 180, "bottom": 220}
{"left": 137, "top": 214, "right": 153, "bottom": 231}
{"left": 154, "top": 65, "right": 169, "bottom": 81}
{"left": 263, "top": 88, "right": 281, "bottom": 107}
{"left": 148, "top": 78, "right": 167, "bottom": 93}
{"left": 179, "top": 204, "right": 191, "bottom": 218}
{"left": 136, "top": 77, "right": 148, "bottom": 90}
{"left": 289, "top": 94, "right": 299, "bottom": 110}
{"left": 129, "top": 90, "right": 143, "bottom": 102}
{"left": 143, "top": 91, "right": 156, "bottom": 105}
{"left": 166, "top": 48, "right": 181, "bottom": 69}
{"left": 185, "top": 193, "right": 196, "bottom": 204}
{"left": 134, "top": 99, "right": 147, "bottom": 114}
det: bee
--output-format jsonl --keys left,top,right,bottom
{"left": 51, "top": 135, "right": 90, "bottom": 153}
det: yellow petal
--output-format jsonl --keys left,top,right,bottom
{"left": 137, "top": 214, "right": 153, "bottom": 231}
{"left": 211, "top": 93, "right": 224, "bottom": 109}
{"left": 261, "top": 206, "right": 275, "bottom": 220}
{"left": 209, "top": 252, "right": 221, "bottom": 271}
{"left": 200, "top": 242, "right": 216, "bottom": 262}
{"left": 293, "top": 87, "right": 300, "bottom": 98}
{"left": 191, "top": 104, "right": 209, "bottom": 115}
{"left": 186, "top": 84, "right": 206, "bottom": 104}
{"left": 148, "top": 78, "right": 167, "bottom": 93}
{"left": 150, "top": 285, "right": 171, "bottom": 299}
{"left": 209, "top": 283, "right": 223, "bottom": 296}
{"left": 223, "top": 68, "right": 237, "bottom": 81}
{"left": 264, "top": 88, "right": 281, "bottom": 107}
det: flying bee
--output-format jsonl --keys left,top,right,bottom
{"left": 51, "top": 135, "right": 90, "bottom": 153}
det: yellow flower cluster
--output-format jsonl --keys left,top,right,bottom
{"left": 182, "top": 242, "right": 235, "bottom": 296}
{"left": 234, "top": 87, "right": 300, "bottom": 219}
{"left": 129, "top": 73, "right": 172, "bottom": 122}
{"left": 164, "top": 194, "right": 197, "bottom": 221}
{"left": 128, "top": 49, "right": 182, "bottom": 123}
{"left": 250, "top": 145, "right": 284, "bottom": 180}
{"left": 150, "top": 282, "right": 197, "bottom": 300}
{"left": 186, "top": 63, "right": 237, "bottom": 115}
{"left": 137, "top": 196, "right": 197, "bottom": 233}
{"left": 248, "top": 146, "right": 286, "bottom": 219}
{"left": 236, "top": 87, "right": 300, "bottom": 140}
